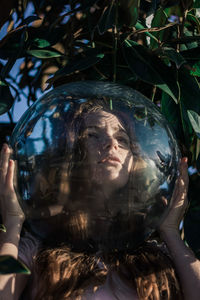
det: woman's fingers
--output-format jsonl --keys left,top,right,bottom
{"left": 171, "top": 158, "right": 188, "bottom": 206}
{"left": 5, "top": 159, "right": 15, "bottom": 191}
{"left": 0, "top": 144, "right": 11, "bottom": 184}
{"left": 159, "top": 157, "right": 189, "bottom": 233}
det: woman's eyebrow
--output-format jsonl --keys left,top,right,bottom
{"left": 86, "top": 126, "right": 128, "bottom": 136}
{"left": 117, "top": 128, "right": 129, "bottom": 136}
{"left": 86, "top": 125, "right": 101, "bottom": 130}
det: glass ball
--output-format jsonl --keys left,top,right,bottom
{"left": 10, "top": 81, "right": 180, "bottom": 252}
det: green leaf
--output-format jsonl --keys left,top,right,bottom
{"left": 0, "top": 255, "right": 30, "bottom": 275}
{"left": 196, "top": 152, "right": 200, "bottom": 173}
{"left": 0, "top": 56, "right": 17, "bottom": 79}
{"left": 122, "top": 40, "right": 179, "bottom": 102}
{"left": 27, "top": 49, "right": 62, "bottom": 59}
{"left": 97, "top": 3, "right": 116, "bottom": 34}
{"left": 150, "top": 7, "right": 167, "bottom": 49}
{"left": 79, "top": 0, "right": 100, "bottom": 10}
{"left": 187, "top": 13, "right": 200, "bottom": 33}
{"left": 119, "top": 0, "right": 140, "bottom": 26}
{"left": 193, "top": 0, "right": 200, "bottom": 8}
{"left": 167, "top": 35, "right": 200, "bottom": 46}
{"left": 47, "top": 49, "right": 104, "bottom": 84}
{"left": 33, "top": 38, "right": 51, "bottom": 48}
{"left": 177, "top": 69, "right": 200, "bottom": 146}
{"left": 0, "top": 27, "right": 27, "bottom": 65}
{"left": 190, "top": 61, "right": 200, "bottom": 77}
{"left": 123, "top": 40, "right": 163, "bottom": 84}
{"left": 0, "top": 224, "right": 6, "bottom": 232}
{"left": 159, "top": 47, "right": 186, "bottom": 69}
{"left": 21, "top": 15, "right": 41, "bottom": 26}
{"left": 0, "top": 85, "right": 15, "bottom": 115}
{"left": 187, "top": 110, "right": 200, "bottom": 138}
{"left": 135, "top": 21, "right": 159, "bottom": 44}
{"left": 179, "top": 69, "right": 200, "bottom": 115}
{"left": 57, "top": 54, "right": 104, "bottom": 76}
{"left": 0, "top": 80, "right": 7, "bottom": 86}
{"left": 181, "top": 47, "right": 200, "bottom": 61}
{"left": 161, "top": 91, "right": 181, "bottom": 137}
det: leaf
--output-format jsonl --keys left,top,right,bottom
{"left": 190, "top": 61, "right": 200, "bottom": 77}
{"left": 0, "top": 56, "right": 17, "bottom": 79}
{"left": 0, "top": 85, "right": 15, "bottom": 115}
{"left": 21, "top": 15, "right": 41, "bottom": 26}
{"left": 33, "top": 38, "right": 51, "bottom": 48}
{"left": 178, "top": 69, "right": 200, "bottom": 146}
{"left": 193, "top": 0, "right": 200, "bottom": 8}
{"left": 123, "top": 40, "right": 162, "bottom": 84}
{"left": 135, "top": 21, "right": 159, "bottom": 44}
{"left": 181, "top": 47, "right": 200, "bottom": 61}
{"left": 47, "top": 49, "right": 104, "bottom": 84}
{"left": 27, "top": 49, "right": 62, "bottom": 59}
{"left": 79, "top": 0, "right": 100, "bottom": 10}
{"left": 0, "top": 0, "right": 14, "bottom": 28}
{"left": 0, "top": 224, "right": 6, "bottom": 232}
{"left": 150, "top": 7, "right": 167, "bottom": 49}
{"left": 119, "top": 0, "right": 140, "bottom": 26}
{"left": 0, "top": 80, "right": 7, "bottom": 86}
{"left": 0, "top": 255, "right": 30, "bottom": 274}
{"left": 159, "top": 47, "right": 186, "bottom": 68}
{"left": 187, "top": 13, "right": 200, "bottom": 34}
{"left": 197, "top": 152, "right": 200, "bottom": 173}
{"left": 167, "top": 35, "right": 200, "bottom": 45}
{"left": 97, "top": 3, "right": 116, "bottom": 35}
{"left": 179, "top": 69, "right": 200, "bottom": 115}
{"left": 161, "top": 91, "right": 182, "bottom": 138}
{"left": 187, "top": 110, "right": 200, "bottom": 138}
{"left": 122, "top": 39, "right": 179, "bottom": 102}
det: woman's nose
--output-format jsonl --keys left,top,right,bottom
{"left": 102, "top": 135, "right": 118, "bottom": 150}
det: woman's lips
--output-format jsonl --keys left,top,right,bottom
{"left": 99, "top": 156, "right": 121, "bottom": 164}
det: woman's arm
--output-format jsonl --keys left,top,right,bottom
{"left": 0, "top": 144, "right": 28, "bottom": 299}
{"left": 159, "top": 157, "right": 200, "bottom": 300}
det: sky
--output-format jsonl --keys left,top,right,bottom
{"left": 0, "top": 2, "right": 45, "bottom": 123}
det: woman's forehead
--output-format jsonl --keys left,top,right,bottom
{"left": 84, "top": 110, "right": 125, "bottom": 130}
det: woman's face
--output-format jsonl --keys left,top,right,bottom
{"left": 83, "top": 110, "right": 133, "bottom": 196}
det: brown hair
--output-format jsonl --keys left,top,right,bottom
{"left": 35, "top": 242, "right": 182, "bottom": 300}
{"left": 58, "top": 98, "right": 149, "bottom": 252}
{"left": 68, "top": 98, "right": 146, "bottom": 207}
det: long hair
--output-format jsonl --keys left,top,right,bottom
{"left": 34, "top": 242, "right": 182, "bottom": 300}
{"left": 57, "top": 98, "right": 149, "bottom": 252}
{"left": 31, "top": 100, "right": 182, "bottom": 299}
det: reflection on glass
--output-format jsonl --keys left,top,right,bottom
{"left": 10, "top": 81, "right": 180, "bottom": 252}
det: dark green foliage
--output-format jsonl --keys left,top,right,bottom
{"left": 0, "top": 85, "right": 14, "bottom": 115}
{"left": 0, "top": 224, "right": 6, "bottom": 232}
{"left": 0, "top": 0, "right": 200, "bottom": 259}
{"left": 0, "top": 255, "right": 31, "bottom": 274}
{"left": 187, "top": 110, "right": 200, "bottom": 139}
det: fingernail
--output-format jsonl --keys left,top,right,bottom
{"left": 9, "top": 159, "right": 14, "bottom": 165}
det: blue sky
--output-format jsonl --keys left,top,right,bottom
{"left": 0, "top": 2, "right": 43, "bottom": 123}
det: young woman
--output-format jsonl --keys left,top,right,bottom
{"left": 0, "top": 100, "right": 200, "bottom": 299}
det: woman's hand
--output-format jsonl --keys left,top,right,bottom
{"left": 158, "top": 158, "right": 200, "bottom": 300}
{"left": 159, "top": 157, "right": 189, "bottom": 235}
{"left": 0, "top": 144, "right": 24, "bottom": 225}
{"left": 0, "top": 145, "right": 28, "bottom": 300}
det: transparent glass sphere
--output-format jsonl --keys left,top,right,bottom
{"left": 10, "top": 81, "right": 180, "bottom": 252}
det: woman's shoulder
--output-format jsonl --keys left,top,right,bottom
{"left": 18, "top": 230, "right": 41, "bottom": 268}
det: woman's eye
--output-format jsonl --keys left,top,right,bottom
{"left": 88, "top": 133, "right": 98, "bottom": 139}
{"left": 117, "top": 136, "right": 129, "bottom": 145}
